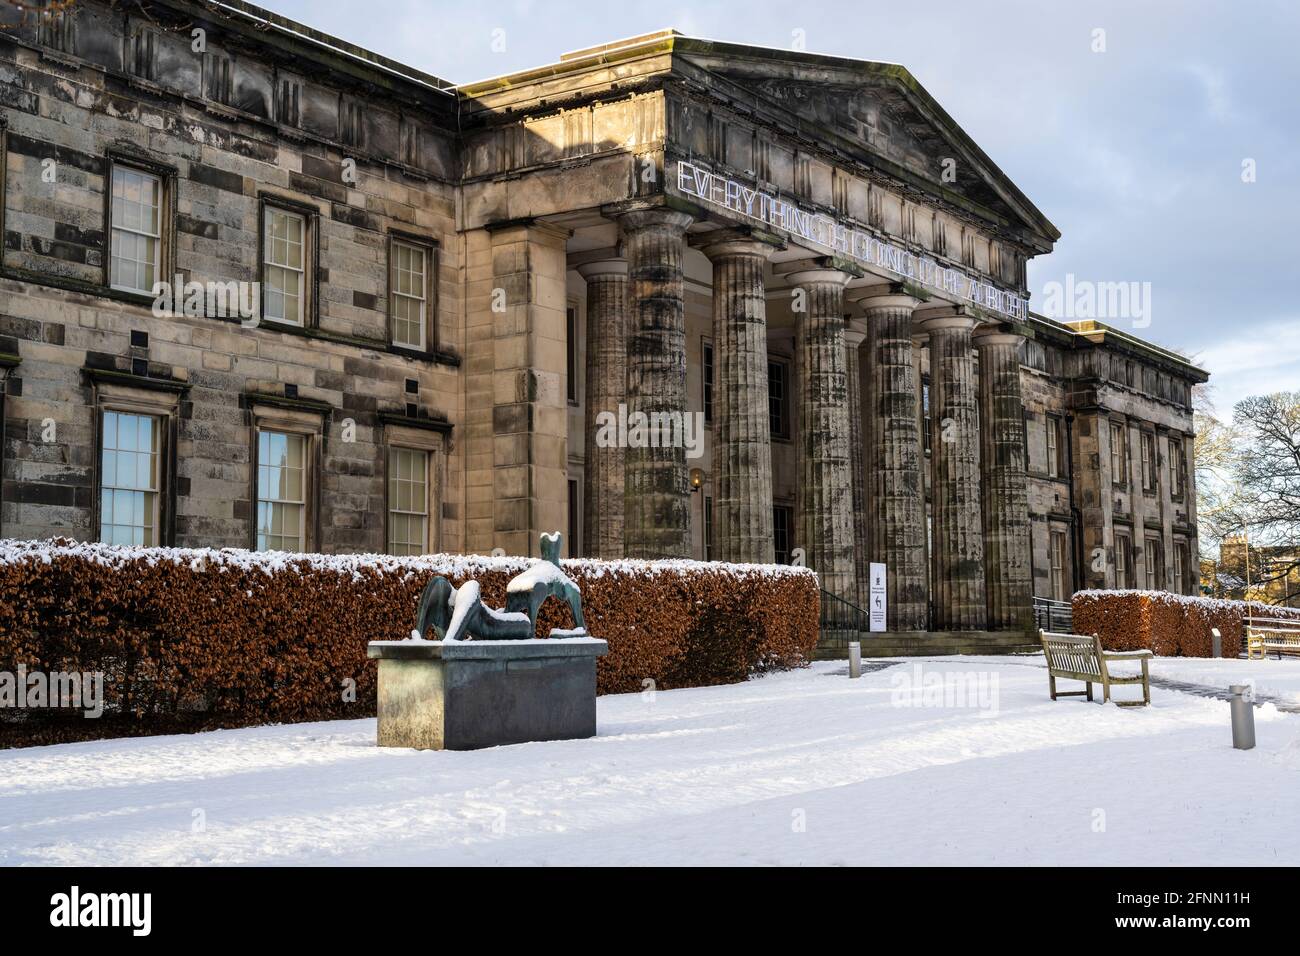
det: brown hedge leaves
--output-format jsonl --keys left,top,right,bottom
{"left": 1072, "top": 591, "right": 1300, "bottom": 658}
{"left": 0, "top": 543, "right": 819, "bottom": 747}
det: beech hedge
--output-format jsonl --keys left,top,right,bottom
{"left": 0, "top": 539, "right": 820, "bottom": 747}
{"left": 1072, "top": 589, "right": 1300, "bottom": 657}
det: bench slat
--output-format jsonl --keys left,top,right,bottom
{"left": 1039, "top": 629, "right": 1150, "bottom": 707}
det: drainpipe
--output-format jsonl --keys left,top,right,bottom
{"left": 1065, "top": 413, "right": 1083, "bottom": 593}
{"left": 0, "top": 364, "right": 11, "bottom": 538}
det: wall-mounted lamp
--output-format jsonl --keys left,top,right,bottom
{"left": 689, "top": 468, "right": 706, "bottom": 494}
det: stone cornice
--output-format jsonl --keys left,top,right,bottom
{"left": 83, "top": 366, "right": 189, "bottom": 395}
{"left": 1028, "top": 315, "right": 1209, "bottom": 384}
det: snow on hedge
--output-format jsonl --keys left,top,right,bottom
{"left": 1074, "top": 588, "right": 1300, "bottom": 619}
{"left": 0, "top": 537, "right": 818, "bottom": 584}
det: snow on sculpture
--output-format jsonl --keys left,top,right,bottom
{"left": 413, "top": 532, "right": 588, "bottom": 642}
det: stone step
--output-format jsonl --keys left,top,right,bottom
{"left": 816, "top": 630, "right": 1041, "bottom": 660}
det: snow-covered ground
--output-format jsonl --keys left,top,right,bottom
{"left": 3, "top": 654, "right": 1299, "bottom": 866}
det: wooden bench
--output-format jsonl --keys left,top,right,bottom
{"left": 1039, "top": 630, "right": 1153, "bottom": 707}
{"left": 1245, "top": 618, "right": 1300, "bottom": 660}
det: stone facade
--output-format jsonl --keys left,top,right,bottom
{"left": 0, "top": 6, "right": 1208, "bottom": 644}
{"left": 1019, "top": 317, "right": 1205, "bottom": 602}
{"left": 0, "top": 1, "right": 461, "bottom": 555}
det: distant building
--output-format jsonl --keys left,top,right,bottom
{"left": 1205, "top": 536, "right": 1300, "bottom": 607}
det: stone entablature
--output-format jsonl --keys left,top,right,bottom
{"left": 458, "top": 34, "right": 1050, "bottom": 320}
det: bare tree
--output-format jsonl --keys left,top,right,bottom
{"left": 1231, "top": 392, "right": 1300, "bottom": 603}
{"left": 1193, "top": 387, "right": 1241, "bottom": 552}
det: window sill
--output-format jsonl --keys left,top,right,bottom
{"left": 2, "top": 269, "right": 463, "bottom": 366}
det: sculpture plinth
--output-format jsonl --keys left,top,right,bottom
{"left": 367, "top": 637, "right": 607, "bottom": 751}
{"left": 368, "top": 532, "right": 606, "bottom": 751}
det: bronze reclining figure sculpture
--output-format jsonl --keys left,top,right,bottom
{"left": 414, "top": 531, "right": 587, "bottom": 642}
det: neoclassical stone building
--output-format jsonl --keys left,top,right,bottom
{"left": 0, "top": 2, "right": 1207, "bottom": 651}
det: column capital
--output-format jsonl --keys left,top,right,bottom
{"left": 616, "top": 207, "right": 694, "bottom": 234}
{"left": 856, "top": 293, "right": 923, "bottom": 313}
{"left": 849, "top": 282, "right": 924, "bottom": 313}
{"left": 844, "top": 320, "right": 867, "bottom": 349}
{"left": 973, "top": 320, "right": 1029, "bottom": 347}
{"left": 576, "top": 258, "right": 628, "bottom": 280}
{"left": 694, "top": 232, "right": 785, "bottom": 262}
{"left": 972, "top": 327, "right": 1025, "bottom": 350}
{"left": 786, "top": 268, "right": 851, "bottom": 288}
{"left": 918, "top": 311, "right": 980, "bottom": 335}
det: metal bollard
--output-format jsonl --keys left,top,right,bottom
{"left": 1211, "top": 627, "right": 1222, "bottom": 658}
{"left": 1229, "top": 684, "right": 1256, "bottom": 750}
{"left": 848, "top": 641, "right": 861, "bottom": 679}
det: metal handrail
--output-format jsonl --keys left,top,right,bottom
{"left": 820, "top": 588, "right": 871, "bottom": 635}
{"left": 1032, "top": 595, "right": 1074, "bottom": 633}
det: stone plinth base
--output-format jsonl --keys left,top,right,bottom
{"left": 366, "top": 638, "right": 608, "bottom": 751}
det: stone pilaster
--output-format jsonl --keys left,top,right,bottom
{"left": 859, "top": 292, "right": 929, "bottom": 631}
{"left": 472, "top": 221, "right": 570, "bottom": 558}
{"left": 700, "top": 236, "right": 779, "bottom": 564}
{"left": 844, "top": 323, "right": 869, "bottom": 606}
{"left": 921, "top": 311, "right": 986, "bottom": 630}
{"left": 619, "top": 208, "right": 694, "bottom": 560}
{"left": 975, "top": 328, "right": 1033, "bottom": 629}
{"left": 577, "top": 259, "right": 628, "bottom": 559}
{"left": 788, "top": 267, "right": 856, "bottom": 599}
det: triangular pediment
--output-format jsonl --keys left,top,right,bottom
{"left": 671, "top": 40, "right": 1060, "bottom": 251}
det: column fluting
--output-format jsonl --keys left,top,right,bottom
{"left": 788, "top": 268, "right": 856, "bottom": 600}
{"left": 975, "top": 328, "right": 1032, "bottom": 629}
{"left": 702, "top": 237, "right": 779, "bottom": 564}
{"left": 578, "top": 259, "right": 628, "bottom": 559}
{"left": 844, "top": 323, "right": 869, "bottom": 607}
{"left": 921, "top": 311, "right": 987, "bottom": 630}
{"left": 620, "top": 208, "right": 694, "bottom": 560}
{"left": 859, "top": 292, "right": 930, "bottom": 631}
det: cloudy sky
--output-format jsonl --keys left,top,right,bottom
{"left": 264, "top": 0, "right": 1299, "bottom": 418}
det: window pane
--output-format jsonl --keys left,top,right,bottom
{"left": 263, "top": 208, "right": 307, "bottom": 325}
{"left": 110, "top": 166, "right": 162, "bottom": 294}
{"left": 388, "top": 447, "right": 430, "bottom": 555}
{"left": 99, "top": 410, "right": 160, "bottom": 548}
{"left": 391, "top": 241, "right": 427, "bottom": 349}
{"left": 256, "top": 430, "right": 307, "bottom": 552}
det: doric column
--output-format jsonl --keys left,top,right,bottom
{"left": 975, "top": 327, "right": 1032, "bottom": 629}
{"left": 921, "top": 310, "right": 986, "bottom": 630}
{"left": 787, "top": 267, "right": 856, "bottom": 599}
{"left": 700, "top": 236, "right": 780, "bottom": 564}
{"left": 844, "top": 322, "right": 870, "bottom": 606}
{"left": 858, "top": 290, "right": 929, "bottom": 631}
{"left": 578, "top": 258, "right": 628, "bottom": 559}
{"left": 619, "top": 208, "right": 694, "bottom": 559}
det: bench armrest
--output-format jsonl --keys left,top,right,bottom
{"left": 1101, "top": 649, "right": 1154, "bottom": 659}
